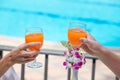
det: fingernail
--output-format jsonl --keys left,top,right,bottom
{"left": 80, "top": 38, "right": 84, "bottom": 42}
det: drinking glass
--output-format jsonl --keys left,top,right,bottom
{"left": 68, "top": 22, "right": 87, "bottom": 49}
{"left": 25, "top": 27, "right": 44, "bottom": 68}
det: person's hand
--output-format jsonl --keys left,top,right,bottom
{"left": 8, "top": 42, "right": 41, "bottom": 64}
{"left": 80, "top": 33, "right": 103, "bottom": 56}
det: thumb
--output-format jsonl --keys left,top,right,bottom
{"left": 80, "top": 38, "right": 91, "bottom": 46}
{"left": 80, "top": 38, "right": 88, "bottom": 44}
{"left": 17, "top": 42, "right": 41, "bottom": 51}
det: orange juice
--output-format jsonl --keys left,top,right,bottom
{"left": 68, "top": 28, "right": 87, "bottom": 48}
{"left": 25, "top": 33, "right": 44, "bottom": 51}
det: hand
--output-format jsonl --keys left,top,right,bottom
{"left": 80, "top": 33, "right": 103, "bottom": 56}
{"left": 9, "top": 42, "right": 41, "bottom": 64}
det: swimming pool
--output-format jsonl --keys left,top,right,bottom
{"left": 0, "top": 0, "right": 120, "bottom": 47}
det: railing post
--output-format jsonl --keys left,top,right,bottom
{"left": 67, "top": 68, "right": 71, "bottom": 80}
{"left": 0, "top": 50, "right": 3, "bottom": 59}
{"left": 44, "top": 54, "right": 49, "bottom": 80}
{"left": 115, "top": 76, "right": 119, "bottom": 80}
{"left": 91, "top": 58, "right": 96, "bottom": 80}
{"left": 21, "top": 64, "right": 25, "bottom": 80}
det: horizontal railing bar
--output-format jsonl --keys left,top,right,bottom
{"left": 0, "top": 45, "right": 15, "bottom": 51}
{"left": 0, "top": 45, "right": 98, "bottom": 59}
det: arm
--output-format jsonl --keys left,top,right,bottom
{"left": 97, "top": 46, "right": 120, "bottom": 78}
{"left": 80, "top": 34, "right": 120, "bottom": 78}
{"left": 0, "top": 54, "right": 14, "bottom": 77}
{"left": 0, "top": 42, "right": 40, "bottom": 77}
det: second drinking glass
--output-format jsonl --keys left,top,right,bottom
{"left": 68, "top": 22, "right": 87, "bottom": 49}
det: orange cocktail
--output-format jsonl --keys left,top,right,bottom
{"left": 25, "top": 27, "right": 44, "bottom": 68}
{"left": 68, "top": 28, "right": 87, "bottom": 48}
{"left": 25, "top": 33, "right": 43, "bottom": 51}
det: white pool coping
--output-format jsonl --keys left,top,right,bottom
{"left": 0, "top": 35, "right": 120, "bottom": 54}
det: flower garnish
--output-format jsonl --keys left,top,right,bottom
{"left": 61, "top": 41, "right": 86, "bottom": 70}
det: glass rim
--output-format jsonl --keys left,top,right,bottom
{"left": 26, "top": 27, "right": 43, "bottom": 29}
{"left": 69, "top": 21, "right": 87, "bottom": 30}
{"left": 25, "top": 27, "right": 43, "bottom": 35}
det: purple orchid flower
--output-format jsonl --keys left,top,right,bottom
{"left": 64, "top": 51, "right": 67, "bottom": 55}
{"left": 75, "top": 52, "right": 82, "bottom": 59}
{"left": 63, "top": 61, "right": 67, "bottom": 66}
{"left": 69, "top": 49, "right": 74, "bottom": 54}
{"left": 63, "top": 47, "right": 86, "bottom": 70}
{"left": 72, "top": 62, "right": 82, "bottom": 70}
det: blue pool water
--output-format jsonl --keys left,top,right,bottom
{"left": 0, "top": 0, "right": 120, "bottom": 47}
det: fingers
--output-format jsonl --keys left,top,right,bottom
{"left": 80, "top": 38, "right": 93, "bottom": 48}
{"left": 18, "top": 51, "right": 39, "bottom": 64}
{"left": 18, "top": 42, "right": 41, "bottom": 51}
{"left": 80, "top": 38, "right": 89, "bottom": 44}
{"left": 21, "top": 51, "right": 39, "bottom": 58}
{"left": 20, "top": 57, "right": 36, "bottom": 64}
{"left": 81, "top": 44, "right": 93, "bottom": 54}
{"left": 24, "top": 57, "right": 35, "bottom": 61}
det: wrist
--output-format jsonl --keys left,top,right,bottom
{"left": 3, "top": 53, "right": 15, "bottom": 67}
{"left": 95, "top": 45, "right": 109, "bottom": 57}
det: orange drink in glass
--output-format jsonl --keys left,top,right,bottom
{"left": 68, "top": 22, "right": 87, "bottom": 49}
{"left": 25, "top": 33, "right": 43, "bottom": 51}
{"left": 25, "top": 27, "right": 44, "bottom": 68}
